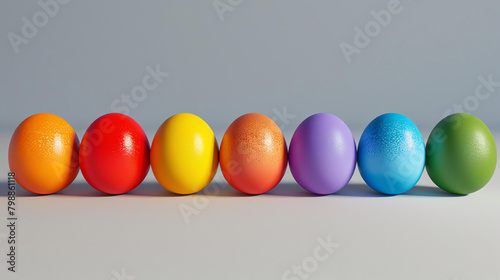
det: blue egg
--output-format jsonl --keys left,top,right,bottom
{"left": 358, "top": 113, "right": 425, "bottom": 195}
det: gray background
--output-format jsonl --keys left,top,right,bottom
{"left": 1, "top": 0, "right": 499, "bottom": 133}
{"left": 1, "top": 1, "right": 500, "bottom": 280}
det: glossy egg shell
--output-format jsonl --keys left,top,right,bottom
{"left": 289, "top": 113, "right": 356, "bottom": 194}
{"left": 151, "top": 113, "right": 219, "bottom": 194}
{"left": 79, "top": 113, "right": 150, "bottom": 194}
{"left": 9, "top": 113, "right": 80, "bottom": 194}
{"left": 426, "top": 113, "right": 497, "bottom": 194}
{"left": 220, "top": 113, "right": 287, "bottom": 194}
{"left": 358, "top": 113, "right": 425, "bottom": 195}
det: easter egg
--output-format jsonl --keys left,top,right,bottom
{"left": 79, "top": 113, "right": 150, "bottom": 194}
{"left": 220, "top": 113, "right": 287, "bottom": 194}
{"left": 289, "top": 113, "right": 356, "bottom": 194}
{"left": 358, "top": 113, "right": 425, "bottom": 195}
{"left": 151, "top": 113, "right": 218, "bottom": 194}
{"left": 426, "top": 113, "right": 497, "bottom": 194}
{"left": 8, "top": 113, "right": 80, "bottom": 194}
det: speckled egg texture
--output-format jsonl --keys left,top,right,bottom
{"left": 220, "top": 113, "right": 287, "bottom": 194}
{"left": 358, "top": 113, "right": 425, "bottom": 195}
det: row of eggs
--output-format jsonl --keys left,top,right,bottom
{"left": 8, "top": 112, "right": 497, "bottom": 195}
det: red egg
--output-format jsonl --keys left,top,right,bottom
{"left": 80, "top": 113, "right": 150, "bottom": 194}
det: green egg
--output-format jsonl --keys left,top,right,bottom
{"left": 426, "top": 113, "right": 497, "bottom": 194}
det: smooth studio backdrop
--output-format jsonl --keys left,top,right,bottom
{"left": 1, "top": 0, "right": 499, "bottom": 133}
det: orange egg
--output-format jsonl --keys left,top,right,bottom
{"left": 220, "top": 113, "right": 288, "bottom": 194}
{"left": 9, "top": 113, "right": 79, "bottom": 194}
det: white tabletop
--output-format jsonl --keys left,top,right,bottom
{"left": 0, "top": 131, "right": 499, "bottom": 280}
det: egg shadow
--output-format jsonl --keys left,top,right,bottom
{"left": 336, "top": 183, "right": 464, "bottom": 197}
{"left": 267, "top": 182, "right": 323, "bottom": 197}
{"left": 0, "top": 181, "right": 466, "bottom": 198}
{"left": 403, "top": 185, "right": 466, "bottom": 197}
{"left": 57, "top": 182, "right": 181, "bottom": 197}
{"left": 56, "top": 182, "right": 115, "bottom": 197}
{"left": 0, "top": 182, "right": 45, "bottom": 197}
{"left": 203, "top": 182, "right": 254, "bottom": 197}
{"left": 126, "top": 182, "right": 191, "bottom": 197}
{"left": 268, "top": 183, "right": 464, "bottom": 197}
{"left": 335, "top": 183, "right": 386, "bottom": 197}
{"left": 0, "top": 181, "right": 112, "bottom": 197}
{"left": 122, "top": 181, "right": 250, "bottom": 197}
{"left": 264, "top": 182, "right": 385, "bottom": 197}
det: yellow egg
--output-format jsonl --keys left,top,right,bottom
{"left": 8, "top": 113, "right": 79, "bottom": 194}
{"left": 151, "top": 113, "right": 218, "bottom": 194}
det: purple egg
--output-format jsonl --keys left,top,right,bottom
{"left": 289, "top": 113, "right": 356, "bottom": 194}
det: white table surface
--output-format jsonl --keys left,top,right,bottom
{"left": 0, "top": 130, "right": 499, "bottom": 280}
